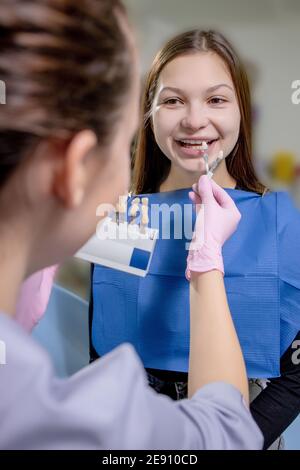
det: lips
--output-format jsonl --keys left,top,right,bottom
{"left": 175, "top": 138, "right": 218, "bottom": 149}
{"left": 174, "top": 138, "right": 219, "bottom": 157}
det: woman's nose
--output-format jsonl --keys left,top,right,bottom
{"left": 181, "top": 104, "right": 209, "bottom": 131}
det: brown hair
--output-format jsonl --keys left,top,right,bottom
{"left": 0, "top": 0, "right": 133, "bottom": 187}
{"left": 132, "top": 29, "right": 266, "bottom": 195}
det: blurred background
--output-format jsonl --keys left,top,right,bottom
{"left": 57, "top": 0, "right": 300, "bottom": 297}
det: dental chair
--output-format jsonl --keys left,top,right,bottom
{"left": 32, "top": 283, "right": 300, "bottom": 449}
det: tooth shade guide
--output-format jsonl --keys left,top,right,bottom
{"left": 128, "top": 196, "right": 151, "bottom": 229}
{"left": 141, "top": 213, "right": 149, "bottom": 224}
{"left": 140, "top": 224, "right": 147, "bottom": 234}
{"left": 76, "top": 218, "right": 159, "bottom": 277}
{"left": 207, "top": 150, "right": 225, "bottom": 179}
{"left": 119, "top": 194, "right": 128, "bottom": 204}
{"left": 129, "top": 204, "right": 139, "bottom": 217}
{"left": 140, "top": 199, "right": 149, "bottom": 233}
{"left": 118, "top": 201, "right": 127, "bottom": 213}
{"left": 141, "top": 204, "right": 149, "bottom": 222}
{"left": 129, "top": 201, "right": 140, "bottom": 224}
{"left": 201, "top": 151, "right": 209, "bottom": 175}
{"left": 117, "top": 195, "right": 127, "bottom": 224}
{"left": 130, "top": 197, "right": 140, "bottom": 222}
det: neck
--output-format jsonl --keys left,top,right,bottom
{"left": 0, "top": 223, "right": 29, "bottom": 317}
{"left": 159, "top": 160, "right": 236, "bottom": 192}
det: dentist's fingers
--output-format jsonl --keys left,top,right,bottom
{"left": 189, "top": 191, "right": 198, "bottom": 204}
{"left": 196, "top": 175, "right": 214, "bottom": 205}
{"left": 192, "top": 183, "right": 199, "bottom": 194}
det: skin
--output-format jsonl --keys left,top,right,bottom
{"left": 152, "top": 51, "right": 240, "bottom": 191}
{"left": 189, "top": 270, "right": 249, "bottom": 403}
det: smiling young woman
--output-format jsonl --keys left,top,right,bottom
{"left": 132, "top": 30, "right": 266, "bottom": 195}
{"left": 89, "top": 29, "right": 300, "bottom": 450}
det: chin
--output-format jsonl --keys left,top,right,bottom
{"left": 177, "top": 160, "right": 205, "bottom": 175}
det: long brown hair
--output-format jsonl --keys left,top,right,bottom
{"left": 0, "top": 0, "right": 133, "bottom": 188}
{"left": 132, "top": 29, "right": 266, "bottom": 195}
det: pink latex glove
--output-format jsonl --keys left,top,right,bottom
{"left": 186, "top": 175, "right": 241, "bottom": 280}
{"left": 15, "top": 266, "right": 58, "bottom": 332}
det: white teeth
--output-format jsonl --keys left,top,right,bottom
{"left": 179, "top": 139, "right": 209, "bottom": 145}
{"left": 177, "top": 139, "right": 217, "bottom": 149}
{"left": 190, "top": 146, "right": 206, "bottom": 150}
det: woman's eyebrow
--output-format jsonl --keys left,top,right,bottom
{"left": 206, "top": 84, "right": 234, "bottom": 93}
{"left": 159, "top": 84, "right": 234, "bottom": 96}
{"left": 159, "top": 86, "right": 184, "bottom": 95}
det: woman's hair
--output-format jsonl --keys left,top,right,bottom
{"left": 132, "top": 29, "right": 266, "bottom": 195}
{"left": 0, "top": 0, "right": 133, "bottom": 187}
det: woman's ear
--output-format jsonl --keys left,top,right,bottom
{"left": 53, "top": 130, "right": 97, "bottom": 208}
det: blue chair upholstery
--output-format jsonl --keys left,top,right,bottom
{"left": 284, "top": 415, "right": 300, "bottom": 449}
{"left": 32, "top": 284, "right": 89, "bottom": 377}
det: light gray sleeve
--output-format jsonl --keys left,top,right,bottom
{"left": 0, "top": 316, "right": 263, "bottom": 450}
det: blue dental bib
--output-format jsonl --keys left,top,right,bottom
{"left": 91, "top": 189, "right": 300, "bottom": 378}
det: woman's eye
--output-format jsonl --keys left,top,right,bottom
{"left": 163, "top": 98, "right": 182, "bottom": 105}
{"left": 209, "top": 97, "right": 226, "bottom": 105}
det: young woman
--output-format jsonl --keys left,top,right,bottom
{"left": 90, "top": 29, "right": 300, "bottom": 449}
{"left": 0, "top": 1, "right": 262, "bottom": 450}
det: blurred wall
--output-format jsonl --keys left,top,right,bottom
{"left": 58, "top": 0, "right": 300, "bottom": 297}
{"left": 125, "top": 0, "right": 300, "bottom": 179}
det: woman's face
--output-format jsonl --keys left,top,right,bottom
{"left": 152, "top": 52, "right": 241, "bottom": 176}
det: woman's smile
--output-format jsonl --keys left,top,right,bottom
{"left": 173, "top": 137, "right": 220, "bottom": 158}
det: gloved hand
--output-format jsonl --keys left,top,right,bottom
{"left": 186, "top": 175, "right": 241, "bottom": 279}
{"left": 15, "top": 266, "right": 58, "bottom": 332}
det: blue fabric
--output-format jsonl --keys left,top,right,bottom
{"left": 92, "top": 188, "right": 300, "bottom": 378}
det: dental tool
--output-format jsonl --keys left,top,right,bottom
{"left": 75, "top": 195, "right": 158, "bottom": 277}
{"left": 200, "top": 141, "right": 209, "bottom": 174}
{"left": 199, "top": 141, "right": 224, "bottom": 179}
{"left": 207, "top": 150, "right": 224, "bottom": 179}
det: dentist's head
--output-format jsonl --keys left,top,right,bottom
{"left": 0, "top": 0, "right": 139, "bottom": 281}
